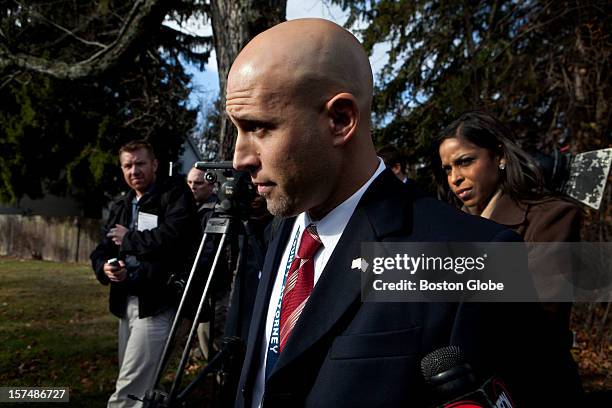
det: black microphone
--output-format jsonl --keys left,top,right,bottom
{"left": 421, "top": 346, "right": 515, "bottom": 408}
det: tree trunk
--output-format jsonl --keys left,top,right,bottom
{"left": 210, "top": 0, "right": 287, "bottom": 160}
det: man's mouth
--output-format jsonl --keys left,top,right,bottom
{"left": 255, "top": 182, "right": 274, "bottom": 195}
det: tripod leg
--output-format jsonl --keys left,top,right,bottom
{"left": 142, "top": 215, "right": 238, "bottom": 407}
{"left": 167, "top": 231, "right": 229, "bottom": 404}
{"left": 150, "top": 230, "right": 211, "bottom": 389}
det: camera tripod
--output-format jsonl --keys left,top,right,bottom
{"left": 136, "top": 212, "right": 248, "bottom": 408}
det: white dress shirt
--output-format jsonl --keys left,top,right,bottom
{"left": 251, "top": 159, "right": 386, "bottom": 407}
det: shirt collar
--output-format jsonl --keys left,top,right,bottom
{"left": 301, "top": 158, "right": 386, "bottom": 250}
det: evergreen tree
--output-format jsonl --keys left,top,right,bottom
{"left": 332, "top": 0, "right": 610, "bottom": 167}
{"left": 0, "top": 0, "right": 211, "bottom": 216}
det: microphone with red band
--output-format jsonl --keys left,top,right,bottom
{"left": 421, "top": 346, "right": 515, "bottom": 408}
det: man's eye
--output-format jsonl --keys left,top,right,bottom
{"left": 248, "top": 125, "right": 264, "bottom": 132}
{"left": 243, "top": 121, "right": 269, "bottom": 133}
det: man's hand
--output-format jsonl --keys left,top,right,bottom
{"left": 107, "top": 224, "right": 129, "bottom": 246}
{"left": 104, "top": 259, "right": 127, "bottom": 282}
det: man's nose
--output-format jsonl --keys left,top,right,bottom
{"left": 233, "top": 134, "right": 260, "bottom": 172}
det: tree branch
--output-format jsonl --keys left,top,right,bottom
{"left": 0, "top": 0, "right": 171, "bottom": 79}
{"left": 14, "top": 0, "right": 107, "bottom": 49}
{"left": 0, "top": 70, "right": 22, "bottom": 90}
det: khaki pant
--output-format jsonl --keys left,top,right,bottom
{"left": 107, "top": 296, "right": 175, "bottom": 408}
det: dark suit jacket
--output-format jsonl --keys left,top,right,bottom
{"left": 236, "top": 170, "right": 582, "bottom": 407}
{"left": 90, "top": 177, "right": 198, "bottom": 318}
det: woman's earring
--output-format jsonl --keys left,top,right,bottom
{"left": 499, "top": 163, "right": 506, "bottom": 170}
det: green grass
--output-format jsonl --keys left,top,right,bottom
{"left": 0, "top": 257, "right": 117, "bottom": 407}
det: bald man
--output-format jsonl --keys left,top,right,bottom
{"left": 186, "top": 166, "right": 217, "bottom": 228}
{"left": 187, "top": 167, "right": 216, "bottom": 209}
{"left": 228, "top": 19, "right": 583, "bottom": 408}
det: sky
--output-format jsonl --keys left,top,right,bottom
{"left": 173, "top": 0, "right": 389, "bottom": 115}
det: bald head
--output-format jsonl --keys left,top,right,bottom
{"left": 187, "top": 167, "right": 214, "bottom": 205}
{"left": 229, "top": 18, "right": 373, "bottom": 122}
{"left": 227, "top": 19, "right": 379, "bottom": 219}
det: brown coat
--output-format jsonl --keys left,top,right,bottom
{"left": 489, "top": 194, "right": 581, "bottom": 243}
{"left": 489, "top": 194, "right": 582, "bottom": 342}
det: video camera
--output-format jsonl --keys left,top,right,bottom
{"left": 194, "top": 161, "right": 255, "bottom": 219}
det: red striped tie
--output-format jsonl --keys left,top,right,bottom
{"left": 278, "top": 224, "right": 322, "bottom": 352}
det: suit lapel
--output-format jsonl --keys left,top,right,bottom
{"left": 240, "top": 217, "right": 296, "bottom": 394}
{"left": 269, "top": 170, "right": 413, "bottom": 377}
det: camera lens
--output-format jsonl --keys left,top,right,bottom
{"left": 205, "top": 171, "right": 217, "bottom": 183}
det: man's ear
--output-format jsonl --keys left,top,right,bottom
{"left": 152, "top": 159, "right": 159, "bottom": 173}
{"left": 325, "top": 93, "right": 359, "bottom": 147}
